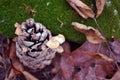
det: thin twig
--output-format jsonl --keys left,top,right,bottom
{"left": 57, "top": 18, "right": 64, "bottom": 28}
{"left": 93, "top": 18, "right": 120, "bottom": 71}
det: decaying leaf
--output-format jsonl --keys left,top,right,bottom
{"left": 0, "top": 35, "right": 11, "bottom": 80}
{"left": 9, "top": 42, "right": 38, "bottom": 80}
{"left": 72, "top": 22, "right": 105, "bottom": 44}
{"left": 15, "top": 23, "right": 23, "bottom": 36}
{"left": 87, "top": 52, "right": 114, "bottom": 62}
{"left": 66, "top": 0, "right": 95, "bottom": 19}
{"left": 53, "top": 40, "right": 119, "bottom": 80}
{"left": 109, "top": 38, "right": 120, "bottom": 62}
{"left": 96, "top": 0, "right": 106, "bottom": 18}
{"left": 111, "top": 71, "right": 120, "bottom": 80}
{"left": 74, "top": 67, "right": 97, "bottom": 80}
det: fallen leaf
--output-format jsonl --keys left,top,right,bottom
{"left": 9, "top": 42, "right": 38, "bottom": 80}
{"left": 15, "top": 23, "right": 23, "bottom": 36}
{"left": 109, "top": 38, "right": 120, "bottom": 62}
{"left": 111, "top": 71, "right": 120, "bottom": 80}
{"left": 85, "top": 67, "right": 97, "bottom": 80}
{"left": 0, "top": 35, "right": 11, "bottom": 80}
{"left": 87, "top": 52, "right": 114, "bottom": 62}
{"left": 66, "top": 0, "right": 95, "bottom": 19}
{"left": 72, "top": 22, "right": 105, "bottom": 44}
{"left": 52, "top": 39, "right": 119, "bottom": 80}
{"left": 94, "top": 64, "right": 107, "bottom": 79}
{"left": 96, "top": 0, "right": 106, "bottom": 18}
{"left": 102, "top": 61, "right": 117, "bottom": 77}
{"left": 60, "top": 54, "right": 74, "bottom": 80}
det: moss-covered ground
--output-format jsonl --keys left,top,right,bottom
{"left": 0, "top": 0, "right": 120, "bottom": 43}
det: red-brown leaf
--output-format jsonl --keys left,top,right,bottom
{"left": 74, "top": 67, "right": 97, "bottom": 80}
{"left": 111, "top": 71, "right": 120, "bottom": 80}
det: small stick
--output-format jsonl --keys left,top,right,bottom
{"left": 57, "top": 18, "right": 64, "bottom": 28}
{"left": 93, "top": 18, "right": 120, "bottom": 71}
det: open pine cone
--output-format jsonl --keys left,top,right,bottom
{"left": 0, "top": 35, "right": 11, "bottom": 80}
{"left": 15, "top": 18, "right": 59, "bottom": 71}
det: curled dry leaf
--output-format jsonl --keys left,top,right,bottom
{"left": 96, "top": 0, "right": 106, "bottom": 18}
{"left": 66, "top": 0, "right": 95, "bottom": 19}
{"left": 72, "top": 22, "right": 105, "bottom": 44}
{"left": 15, "top": 23, "right": 23, "bottom": 36}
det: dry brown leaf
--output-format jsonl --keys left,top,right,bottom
{"left": 15, "top": 23, "right": 23, "bottom": 36}
{"left": 72, "top": 22, "right": 105, "bottom": 44}
{"left": 66, "top": 0, "right": 95, "bottom": 19}
{"left": 87, "top": 52, "right": 114, "bottom": 62}
{"left": 74, "top": 67, "right": 97, "bottom": 80}
{"left": 9, "top": 42, "right": 38, "bottom": 80}
{"left": 109, "top": 38, "right": 120, "bottom": 62}
{"left": 111, "top": 71, "right": 120, "bottom": 80}
{"left": 96, "top": 0, "right": 106, "bottom": 18}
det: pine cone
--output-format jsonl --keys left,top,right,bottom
{"left": 15, "top": 18, "right": 57, "bottom": 71}
{"left": 0, "top": 35, "right": 11, "bottom": 80}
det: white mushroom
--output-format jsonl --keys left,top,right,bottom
{"left": 54, "top": 34, "right": 65, "bottom": 44}
{"left": 55, "top": 46, "right": 64, "bottom": 53}
{"left": 46, "top": 38, "right": 60, "bottom": 49}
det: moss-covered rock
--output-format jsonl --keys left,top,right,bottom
{"left": 0, "top": 0, "right": 120, "bottom": 43}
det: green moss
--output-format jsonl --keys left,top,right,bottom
{"left": 0, "top": 0, "right": 120, "bottom": 43}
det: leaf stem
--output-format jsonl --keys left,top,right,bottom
{"left": 93, "top": 18, "right": 120, "bottom": 71}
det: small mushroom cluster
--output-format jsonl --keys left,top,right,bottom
{"left": 15, "top": 18, "right": 65, "bottom": 71}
